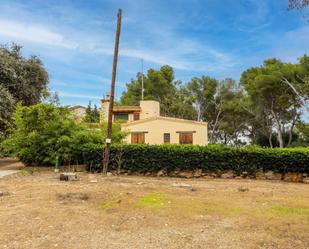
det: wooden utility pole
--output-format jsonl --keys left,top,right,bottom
{"left": 102, "top": 8, "right": 122, "bottom": 174}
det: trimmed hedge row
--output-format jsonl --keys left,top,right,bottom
{"left": 83, "top": 144, "right": 309, "bottom": 174}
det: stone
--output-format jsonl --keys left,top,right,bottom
{"left": 157, "top": 170, "right": 165, "bottom": 177}
{"left": 264, "top": 171, "right": 282, "bottom": 180}
{"left": 303, "top": 177, "right": 309, "bottom": 184}
{"left": 255, "top": 170, "right": 266, "bottom": 180}
{"left": 178, "top": 171, "right": 194, "bottom": 178}
{"left": 283, "top": 172, "right": 303, "bottom": 182}
{"left": 106, "top": 172, "right": 113, "bottom": 177}
{"left": 59, "top": 173, "right": 79, "bottom": 181}
{"left": 193, "top": 169, "right": 203, "bottom": 178}
{"left": 221, "top": 171, "right": 235, "bottom": 179}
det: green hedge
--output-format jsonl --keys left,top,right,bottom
{"left": 84, "top": 144, "right": 309, "bottom": 174}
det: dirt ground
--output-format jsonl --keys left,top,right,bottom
{"left": 0, "top": 170, "right": 309, "bottom": 249}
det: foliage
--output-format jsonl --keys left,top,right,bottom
{"left": 0, "top": 85, "right": 15, "bottom": 138}
{"left": 0, "top": 104, "right": 125, "bottom": 166}
{"left": 0, "top": 44, "right": 49, "bottom": 105}
{"left": 83, "top": 101, "right": 100, "bottom": 123}
{"left": 83, "top": 144, "right": 309, "bottom": 174}
{"left": 240, "top": 56, "right": 309, "bottom": 147}
{"left": 120, "top": 65, "right": 196, "bottom": 119}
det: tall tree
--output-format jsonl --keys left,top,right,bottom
{"left": 0, "top": 44, "right": 49, "bottom": 105}
{"left": 120, "top": 65, "right": 182, "bottom": 117}
{"left": 240, "top": 57, "right": 308, "bottom": 147}
{"left": 0, "top": 85, "right": 15, "bottom": 138}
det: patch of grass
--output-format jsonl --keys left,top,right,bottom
{"left": 137, "top": 193, "right": 170, "bottom": 209}
{"left": 271, "top": 206, "right": 309, "bottom": 217}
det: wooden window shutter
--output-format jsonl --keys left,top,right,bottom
{"left": 133, "top": 112, "right": 140, "bottom": 120}
{"left": 131, "top": 132, "right": 145, "bottom": 144}
{"left": 179, "top": 132, "right": 193, "bottom": 144}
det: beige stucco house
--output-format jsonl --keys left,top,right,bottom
{"left": 100, "top": 98, "right": 208, "bottom": 145}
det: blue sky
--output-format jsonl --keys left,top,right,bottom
{"left": 0, "top": 0, "right": 308, "bottom": 107}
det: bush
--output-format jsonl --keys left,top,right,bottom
{"left": 1, "top": 104, "right": 125, "bottom": 166}
{"left": 84, "top": 144, "right": 309, "bottom": 174}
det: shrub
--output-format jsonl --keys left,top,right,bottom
{"left": 84, "top": 144, "right": 309, "bottom": 174}
{"left": 1, "top": 104, "right": 125, "bottom": 166}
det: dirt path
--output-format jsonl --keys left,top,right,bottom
{"left": 0, "top": 171, "right": 308, "bottom": 249}
{"left": 0, "top": 158, "right": 24, "bottom": 178}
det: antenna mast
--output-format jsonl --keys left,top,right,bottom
{"left": 141, "top": 59, "right": 144, "bottom": 100}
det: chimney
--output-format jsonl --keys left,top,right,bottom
{"left": 100, "top": 93, "right": 111, "bottom": 123}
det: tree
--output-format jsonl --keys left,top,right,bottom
{"left": 0, "top": 85, "right": 15, "bottom": 138}
{"left": 0, "top": 44, "right": 49, "bottom": 105}
{"left": 289, "top": 0, "right": 309, "bottom": 20}
{"left": 83, "top": 101, "right": 100, "bottom": 123}
{"left": 240, "top": 57, "right": 308, "bottom": 147}
{"left": 289, "top": 0, "right": 309, "bottom": 9}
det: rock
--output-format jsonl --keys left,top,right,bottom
{"left": 107, "top": 172, "right": 113, "bottom": 177}
{"left": 193, "top": 169, "right": 203, "bottom": 178}
{"left": 60, "top": 173, "right": 79, "bottom": 181}
{"left": 221, "top": 171, "right": 235, "bottom": 179}
{"left": 264, "top": 171, "right": 282, "bottom": 180}
{"left": 178, "top": 171, "right": 194, "bottom": 178}
{"left": 283, "top": 172, "right": 303, "bottom": 182}
{"left": 235, "top": 176, "right": 243, "bottom": 179}
{"left": 303, "top": 177, "right": 309, "bottom": 184}
{"left": 157, "top": 170, "right": 165, "bottom": 177}
{"left": 255, "top": 170, "right": 266, "bottom": 180}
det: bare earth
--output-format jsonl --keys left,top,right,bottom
{"left": 0, "top": 170, "right": 309, "bottom": 249}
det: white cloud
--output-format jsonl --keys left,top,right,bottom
{"left": 0, "top": 19, "right": 77, "bottom": 49}
{"left": 58, "top": 92, "right": 102, "bottom": 100}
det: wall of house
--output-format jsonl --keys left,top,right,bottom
{"left": 122, "top": 118, "right": 208, "bottom": 145}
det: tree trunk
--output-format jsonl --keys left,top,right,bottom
{"left": 277, "top": 127, "right": 284, "bottom": 148}
{"left": 268, "top": 132, "right": 273, "bottom": 148}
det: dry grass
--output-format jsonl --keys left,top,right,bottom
{"left": 0, "top": 171, "right": 309, "bottom": 249}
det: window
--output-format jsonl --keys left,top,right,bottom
{"left": 164, "top": 133, "right": 170, "bottom": 144}
{"left": 131, "top": 132, "right": 145, "bottom": 144}
{"left": 133, "top": 112, "right": 140, "bottom": 120}
{"left": 114, "top": 113, "right": 128, "bottom": 121}
{"left": 179, "top": 132, "right": 193, "bottom": 144}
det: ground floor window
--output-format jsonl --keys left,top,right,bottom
{"left": 164, "top": 133, "right": 170, "bottom": 144}
{"left": 131, "top": 132, "right": 145, "bottom": 144}
{"left": 178, "top": 132, "right": 194, "bottom": 144}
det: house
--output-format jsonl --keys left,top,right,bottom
{"left": 69, "top": 105, "right": 86, "bottom": 122}
{"left": 100, "top": 97, "right": 208, "bottom": 145}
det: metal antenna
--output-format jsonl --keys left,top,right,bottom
{"left": 141, "top": 59, "right": 144, "bottom": 100}
{"left": 102, "top": 8, "right": 122, "bottom": 175}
